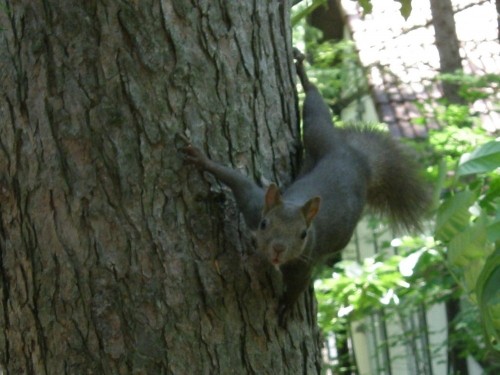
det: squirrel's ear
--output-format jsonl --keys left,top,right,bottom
{"left": 302, "top": 196, "right": 321, "bottom": 226}
{"left": 264, "top": 183, "right": 282, "bottom": 212}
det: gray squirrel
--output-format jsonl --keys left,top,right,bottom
{"left": 180, "top": 49, "right": 429, "bottom": 324}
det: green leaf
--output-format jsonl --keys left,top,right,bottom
{"left": 457, "top": 140, "right": 500, "bottom": 176}
{"left": 447, "top": 215, "right": 491, "bottom": 296}
{"left": 488, "top": 218, "right": 500, "bottom": 243}
{"left": 448, "top": 216, "right": 488, "bottom": 262}
{"left": 481, "top": 174, "right": 500, "bottom": 210}
{"left": 398, "top": 0, "right": 412, "bottom": 19}
{"left": 358, "top": 0, "right": 373, "bottom": 14}
{"left": 476, "top": 247, "right": 500, "bottom": 351}
{"left": 435, "top": 190, "right": 477, "bottom": 242}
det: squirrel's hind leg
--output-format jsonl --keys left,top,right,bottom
{"left": 293, "top": 49, "right": 337, "bottom": 159}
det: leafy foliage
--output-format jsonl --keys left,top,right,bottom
{"left": 358, "top": 0, "right": 413, "bottom": 19}
{"left": 316, "top": 138, "right": 500, "bottom": 366}
{"left": 439, "top": 72, "right": 500, "bottom": 103}
{"left": 436, "top": 139, "right": 500, "bottom": 352}
{"left": 292, "top": 2, "right": 500, "bottom": 368}
{"left": 458, "top": 140, "right": 500, "bottom": 176}
{"left": 315, "top": 236, "right": 453, "bottom": 333}
{"left": 292, "top": 0, "right": 414, "bottom": 22}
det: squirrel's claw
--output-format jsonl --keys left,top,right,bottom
{"left": 177, "top": 138, "right": 210, "bottom": 169}
{"left": 175, "top": 133, "right": 197, "bottom": 164}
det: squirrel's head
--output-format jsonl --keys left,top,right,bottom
{"left": 255, "top": 183, "right": 320, "bottom": 269}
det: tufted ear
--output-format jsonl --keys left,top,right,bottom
{"left": 263, "top": 183, "right": 282, "bottom": 213}
{"left": 301, "top": 196, "right": 321, "bottom": 226}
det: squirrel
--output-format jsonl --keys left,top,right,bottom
{"left": 179, "top": 49, "right": 429, "bottom": 324}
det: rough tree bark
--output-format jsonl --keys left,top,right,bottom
{"left": 0, "top": 1, "right": 322, "bottom": 374}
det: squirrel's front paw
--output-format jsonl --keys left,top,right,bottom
{"left": 175, "top": 134, "right": 210, "bottom": 169}
{"left": 181, "top": 144, "right": 208, "bottom": 167}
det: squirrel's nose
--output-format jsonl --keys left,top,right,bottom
{"left": 273, "top": 244, "right": 286, "bottom": 255}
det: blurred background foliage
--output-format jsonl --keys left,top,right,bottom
{"left": 291, "top": 0, "right": 500, "bottom": 371}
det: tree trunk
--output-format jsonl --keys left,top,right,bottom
{"left": 0, "top": 1, "right": 322, "bottom": 373}
{"left": 429, "top": 0, "right": 464, "bottom": 104}
{"left": 429, "top": 1, "right": 468, "bottom": 370}
{"left": 497, "top": 0, "right": 500, "bottom": 41}
{"left": 309, "top": 0, "right": 344, "bottom": 42}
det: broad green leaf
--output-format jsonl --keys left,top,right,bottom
{"left": 448, "top": 216, "right": 491, "bottom": 297}
{"left": 481, "top": 174, "right": 500, "bottom": 210}
{"left": 476, "top": 247, "right": 500, "bottom": 351}
{"left": 457, "top": 140, "right": 500, "bottom": 176}
{"left": 435, "top": 190, "right": 477, "bottom": 242}
{"left": 488, "top": 218, "right": 500, "bottom": 243}
{"left": 398, "top": 0, "right": 412, "bottom": 19}
{"left": 448, "top": 215, "right": 488, "bottom": 262}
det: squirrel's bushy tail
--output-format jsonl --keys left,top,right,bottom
{"left": 344, "top": 126, "right": 430, "bottom": 232}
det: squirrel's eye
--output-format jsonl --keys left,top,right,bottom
{"left": 259, "top": 219, "right": 268, "bottom": 230}
{"left": 300, "top": 229, "right": 308, "bottom": 240}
